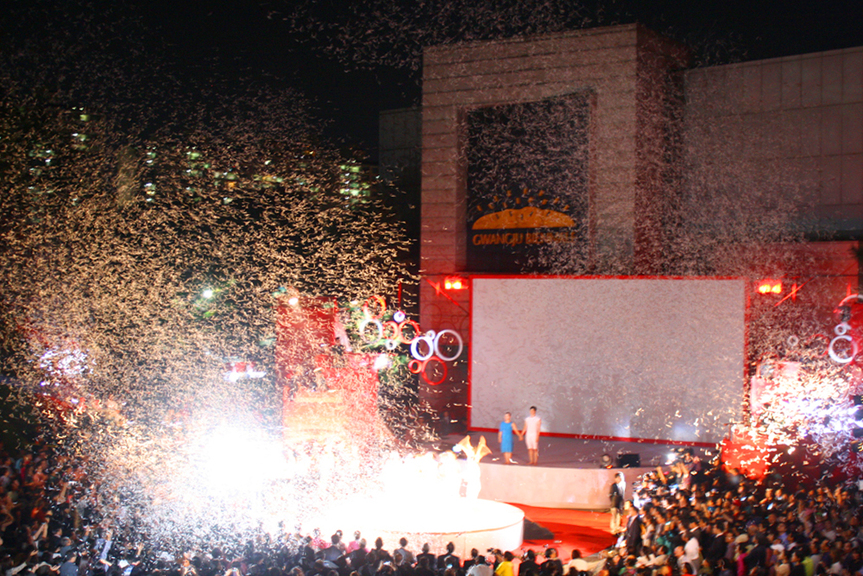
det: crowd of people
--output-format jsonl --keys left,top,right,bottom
{"left": 1, "top": 435, "right": 862, "bottom": 576}
{"left": 600, "top": 453, "right": 863, "bottom": 576}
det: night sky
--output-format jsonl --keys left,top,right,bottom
{"left": 3, "top": 0, "right": 863, "bottom": 158}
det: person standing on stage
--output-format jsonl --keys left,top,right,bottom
{"left": 609, "top": 471, "right": 626, "bottom": 534}
{"left": 498, "top": 412, "right": 522, "bottom": 465}
{"left": 521, "top": 406, "right": 541, "bottom": 465}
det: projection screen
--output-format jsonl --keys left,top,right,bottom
{"left": 470, "top": 277, "right": 745, "bottom": 444}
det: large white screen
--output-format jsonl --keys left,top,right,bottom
{"left": 470, "top": 277, "right": 744, "bottom": 443}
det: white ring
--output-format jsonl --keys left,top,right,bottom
{"left": 358, "top": 319, "right": 383, "bottom": 343}
{"left": 433, "top": 329, "right": 464, "bottom": 362}
{"left": 828, "top": 335, "right": 857, "bottom": 364}
{"left": 385, "top": 339, "right": 398, "bottom": 351}
{"left": 410, "top": 335, "right": 435, "bottom": 361}
{"left": 835, "top": 322, "right": 850, "bottom": 336}
{"left": 787, "top": 335, "right": 799, "bottom": 347}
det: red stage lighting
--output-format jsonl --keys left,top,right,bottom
{"left": 444, "top": 276, "right": 466, "bottom": 290}
{"left": 756, "top": 280, "right": 782, "bottom": 295}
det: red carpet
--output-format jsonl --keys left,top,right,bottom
{"left": 509, "top": 504, "right": 616, "bottom": 558}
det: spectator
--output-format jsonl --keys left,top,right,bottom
{"left": 466, "top": 557, "right": 491, "bottom": 576}
{"left": 518, "top": 551, "right": 540, "bottom": 576}
{"left": 394, "top": 540, "right": 414, "bottom": 567}
{"left": 493, "top": 553, "right": 514, "bottom": 576}
{"left": 436, "top": 544, "right": 459, "bottom": 572}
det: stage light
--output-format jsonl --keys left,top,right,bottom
{"left": 444, "top": 276, "right": 466, "bottom": 290}
{"left": 287, "top": 296, "right": 299, "bottom": 306}
{"left": 202, "top": 289, "right": 214, "bottom": 299}
{"left": 852, "top": 395, "right": 863, "bottom": 440}
{"left": 756, "top": 280, "right": 782, "bottom": 295}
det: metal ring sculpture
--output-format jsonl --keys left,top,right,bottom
{"left": 828, "top": 334, "right": 858, "bottom": 364}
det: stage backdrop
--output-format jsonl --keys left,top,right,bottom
{"left": 470, "top": 277, "right": 745, "bottom": 444}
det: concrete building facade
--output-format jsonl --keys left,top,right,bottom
{"left": 379, "top": 25, "right": 863, "bottom": 423}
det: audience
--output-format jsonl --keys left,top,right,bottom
{"left": 595, "top": 453, "right": 863, "bottom": 576}
{"left": 1, "top": 433, "right": 862, "bottom": 576}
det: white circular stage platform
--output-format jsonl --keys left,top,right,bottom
{"left": 328, "top": 498, "right": 524, "bottom": 558}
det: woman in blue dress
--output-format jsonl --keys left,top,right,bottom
{"left": 498, "top": 412, "right": 521, "bottom": 464}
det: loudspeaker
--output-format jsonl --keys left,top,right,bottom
{"left": 616, "top": 453, "right": 640, "bottom": 468}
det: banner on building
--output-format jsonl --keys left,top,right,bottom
{"left": 466, "top": 92, "right": 592, "bottom": 273}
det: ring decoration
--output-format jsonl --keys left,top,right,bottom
{"left": 835, "top": 322, "right": 850, "bottom": 336}
{"left": 434, "top": 329, "right": 464, "bottom": 362}
{"left": 382, "top": 320, "right": 400, "bottom": 341}
{"left": 421, "top": 356, "right": 447, "bottom": 385}
{"left": 828, "top": 334, "right": 858, "bottom": 364}
{"left": 786, "top": 335, "right": 799, "bottom": 348}
{"left": 406, "top": 356, "right": 448, "bottom": 384}
{"left": 357, "top": 318, "right": 383, "bottom": 344}
{"left": 362, "top": 295, "right": 386, "bottom": 320}
{"left": 397, "top": 320, "right": 421, "bottom": 344}
{"left": 410, "top": 334, "right": 435, "bottom": 362}
{"left": 353, "top": 295, "right": 464, "bottom": 384}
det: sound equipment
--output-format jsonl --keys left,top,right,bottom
{"left": 616, "top": 453, "right": 641, "bottom": 468}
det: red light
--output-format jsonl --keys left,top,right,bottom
{"left": 444, "top": 276, "right": 466, "bottom": 290}
{"left": 756, "top": 280, "right": 782, "bottom": 295}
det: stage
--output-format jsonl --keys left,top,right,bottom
{"left": 325, "top": 498, "right": 524, "bottom": 560}
{"left": 438, "top": 432, "right": 717, "bottom": 509}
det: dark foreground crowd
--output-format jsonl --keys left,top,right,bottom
{"left": 1, "top": 439, "right": 863, "bottom": 576}
{"left": 599, "top": 455, "right": 863, "bottom": 576}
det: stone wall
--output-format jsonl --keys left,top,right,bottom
{"left": 683, "top": 48, "right": 863, "bottom": 237}
{"left": 420, "top": 24, "right": 688, "bottom": 334}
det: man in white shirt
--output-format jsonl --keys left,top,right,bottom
{"left": 522, "top": 406, "right": 542, "bottom": 465}
{"left": 681, "top": 532, "right": 701, "bottom": 573}
{"left": 466, "top": 556, "right": 493, "bottom": 576}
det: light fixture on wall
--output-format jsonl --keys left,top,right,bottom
{"left": 444, "top": 276, "right": 466, "bottom": 290}
{"left": 756, "top": 279, "right": 782, "bottom": 295}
